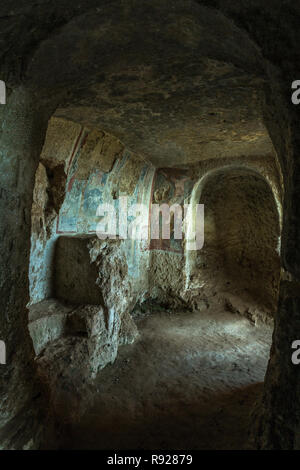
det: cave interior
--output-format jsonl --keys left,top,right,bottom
{"left": 0, "top": 0, "right": 300, "bottom": 451}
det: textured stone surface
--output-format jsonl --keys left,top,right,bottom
{"left": 77, "top": 129, "right": 124, "bottom": 177}
{"left": 1, "top": 0, "right": 300, "bottom": 451}
{"left": 54, "top": 236, "right": 103, "bottom": 305}
{"left": 37, "top": 306, "right": 273, "bottom": 450}
{"left": 40, "top": 117, "right": 82, "bottom": 172}
{"left": 2, "top": 2, "right": 274, "bottom": 167}
{"left": 0, "top": 87, "right": 53, "bottom": 449}
{"left": 29, "top": 300, "right": 71, "bottom": 355}
{"left": 198, "top": 170, "right": 280, "bottom": 313}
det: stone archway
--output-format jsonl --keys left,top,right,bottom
{"left": 185, "top": 165, "right": 282, "bottom": 321}
{"left": 1, "top": 0, "right": 300, "bottom": 450}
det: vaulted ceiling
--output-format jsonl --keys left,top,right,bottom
{"left": 2, "top": 0, "right": 290, "bottom": 167}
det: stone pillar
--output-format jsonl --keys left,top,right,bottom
{"left": 0, "top": 87, "right": 51, "bottom": 449}
{"left": 254, "top": 86, "right": 300, "bottom": 449}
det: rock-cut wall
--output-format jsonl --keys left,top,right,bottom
{"left": 29, "top": 117, "right": 156, "bottom": 307}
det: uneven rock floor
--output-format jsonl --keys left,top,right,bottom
{"left": 45, "top": 305, "right": 272, "bottom": 450}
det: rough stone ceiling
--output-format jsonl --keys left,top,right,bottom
{"left": 10, "top": 0, "right": 275, "bottom": 167}
{"left": 53, "top": 60, "right": 273, "bottom": 167}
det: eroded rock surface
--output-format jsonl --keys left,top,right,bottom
{"left": 1, "top": 0, "right": 300, "bottom": 451}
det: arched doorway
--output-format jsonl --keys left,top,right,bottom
{"left": 185, "top": 166, "right": 282, "bottom": 322}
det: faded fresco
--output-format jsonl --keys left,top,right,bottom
{"left": 149, "top": 168, "right": 194, "bottom": 253}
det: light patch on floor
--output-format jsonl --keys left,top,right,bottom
{"left": 37, "top": 303, "right": 273, "bottom": 450}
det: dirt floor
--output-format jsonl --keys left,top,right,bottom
{"left": 43, "top": 305, "right": 273, "bottom": 450}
